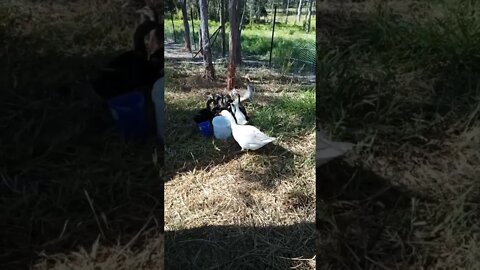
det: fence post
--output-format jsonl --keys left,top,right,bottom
{"left": 269, "top": 5, "right": 277, "bottom": 66}
{"left": 171, "top": 13, "right": 176, "bottom": 43}
{"left": 191, "top": 7, "right": 196, "bottom": 49}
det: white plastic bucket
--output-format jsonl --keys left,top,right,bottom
{"left": 151, "top": 76, "right": 165, "bottom": 143}
{"left": 212, "top": 116, "right": 231, "bottom": 140}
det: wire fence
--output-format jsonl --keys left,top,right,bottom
{"left": 164, "top": 0, "right": 316, "bottom": 75}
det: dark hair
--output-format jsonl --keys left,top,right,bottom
{"left": 133, "top": 20, "right": 158, "bottom": 52}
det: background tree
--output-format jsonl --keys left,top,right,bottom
{"left": 239, "top": 0, "right": 247, "bottom": 29}
{"left": 305, "top": 0, "right": 313, "bottom": 32}
{"left": 179, "top": 0, "right": 191, "bottom": 52}
{"left": 164, "top": 0, "right": 177, "bottom": 13}
{"left": 285, "top": 0, "right": 290, "bottom": 23}
{"left": 220, "top": 0, "right": 226, "bottom": 57}
{"left": 227, "top": 0, "right": 239, "bottom": 89}
{"left": 296, "top": 0, "right": 303, "bottom": 25}
{"left": 251, "top": 0, "right": 267, "bottom": 23}
{"left": 199, "top": 0, "right": 215, "bottom": 79}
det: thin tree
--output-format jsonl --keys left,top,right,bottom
{"left": 305, "top": 0, "right": 313, "bottom": 32}
{"left": 295, "top": 0, "right": 303, "bottom": 24}
{"left": 254, "top": 0, "right": 260, "bottom": 22}
{"left": 248, "top": 0, "right": 252, "bottom": 25}
{"left": 235, "top": 0, "right": 245, "bottom": 64}
{"left": 239, "top": 0, "right": 247, "bottom": 30}
{"left": 227, "top": 0, "right": 239, "bottom": 89}
{"left": 197, "top": 5, "right": 203, "bottom": 54}
{"left": 179, "top": 0, "right": 192, "bottom": 52}
{"left": 199, "top": 0, "right": 215, "bottom": 79}
{"left": 285, "top": 0, "right": 290, "bottom": 24}
{"left": 220, "top": 0, "right": 226, "bottom": 57}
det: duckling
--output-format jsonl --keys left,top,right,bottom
{"left": 204, "top": 92, "right": 215, "bottom": 110}
{"left": 224, "top": 94, "right": 235, "bottom": 113}
{"left": 208, "top": 94, "right": 221, "bottom": 114}
{"left": 223, "top": 94, "right": 233, "bottom": 107}
{"left": 219, "top": 110, "right": 275, "bottom": 151}
{"left": 231, "top": 93, "right": 249, "bottom": 125}
{"left": 217, "top": 94, "right": 228, "bottom": 109}
{"left": 194, "top": 96, "right": 215, "bottom": 123}
{"left": 317, "top": 130, "right": 354, "bottom": 166}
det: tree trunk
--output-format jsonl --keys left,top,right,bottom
{"left": 227, "top": 0, "right": 239, "bottom": 89}
{"left": 254, "top": 0, "right": 259, "bottom": 22}
{"left": 199, "top": 0, "right": 215, "bottom": 79}
{"left": 249, "top": 0, "right": 253, "bottom": 25}
{"left": 295, "top": 0, "right": 303, "bottom": 24}
{"left": 235, "top": 0, "right": 244, "bottom": 64}
{"left": 198, "top": 28, "right": 203, "bottom": 55}
{"left": 306, "top": 0, "right": 313, "bottom": 32}
{"left": 285, "top": 0, "right": 290, "bottom": 23}
{"left": 239, "top": 0, "right": 246, "bottom": 31}
{"left": 180, "top": 0, "right": 192, "bottom": 52}
{"left": 197, "top": 4, "right": 202, "bottom": 51}
{"left": 304, "top": 0, "right": 309, "bottom": 22}
{"left": 220, "top": 0, "right": 226, "bottom": 57}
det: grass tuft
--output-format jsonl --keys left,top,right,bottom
{"left": 317, "top": 1, "right": 480, "bottom": 269}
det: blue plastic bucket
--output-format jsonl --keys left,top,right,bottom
{"left": 107, "top": 91, "right": 147, "bottom": 140}
{"left": 197, "top": 120, "right": 212, "bottom": 137}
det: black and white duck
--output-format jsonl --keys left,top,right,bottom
{"left": 194, "top": 94, "right": 216, "bottom": 124}
{"left": 231, "top": 93, "right": 249, "bottom": 125}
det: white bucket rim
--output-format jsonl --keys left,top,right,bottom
{"left": 212, "top": 116, "right": 230, "bottom": 127}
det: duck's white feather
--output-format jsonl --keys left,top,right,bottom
{"left": 316, "top": 130, "right": 354, "bottom": 166}
{"left": 220, "top": 110, "right": 275, "bottom": 150}
{"left": 231, "top": 85, "right": 254, "bottom": 103}
{"left": 232, "top": 95, "right": 248, "bottom": 125}
{"left": 240, "top": 84, "right": 254, "bottom": 102}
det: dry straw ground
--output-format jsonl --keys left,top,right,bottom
{"left": 1, "top": 1, "right": 164, "bottom": 269}
{"left": 163, "top": 43, "right": 316, "bottom": 269}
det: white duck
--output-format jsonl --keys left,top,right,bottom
{"left": 317, "top": 129, "right": 354, "bottom": 166}
{"left": 240, "top": 84, "right": 254, "bottom": 102}
{"left": 219, "top": 110, "right": 275, "bottom": 151}
{"left": 231, "top": 74, "right": 255, "bottom": 102}
{"left": 230, "top": 93, "right": 248, "bottom": 125}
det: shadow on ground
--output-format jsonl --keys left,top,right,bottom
{"left": 316, "top": 159, "right": 423, "bottom": 269}
{"left": 162, "top": 100, "right": 298, "bottom": 190}
{"left": 165, "top": 222, "right": 315, "bottom": 269}
{"left": 0, "top": 25, "right": 164, "bottom": 270}
{"left": 163, "top": 49, "right": 313, "bottom": 186}
{"left": 163, "top": 107, "right": 296, "bottom": 189}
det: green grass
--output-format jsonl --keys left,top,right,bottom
{"left": 318, "top": 0, "right": 480, "bottom": 140}
{"left": 254, "top": 89, "right": 315, "bottom": 136}
{"left": 317, "top": 1, "right": 480, "bottom": 269}
{"left": 165, "top": 18, "right": 315, "bottom": 73}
